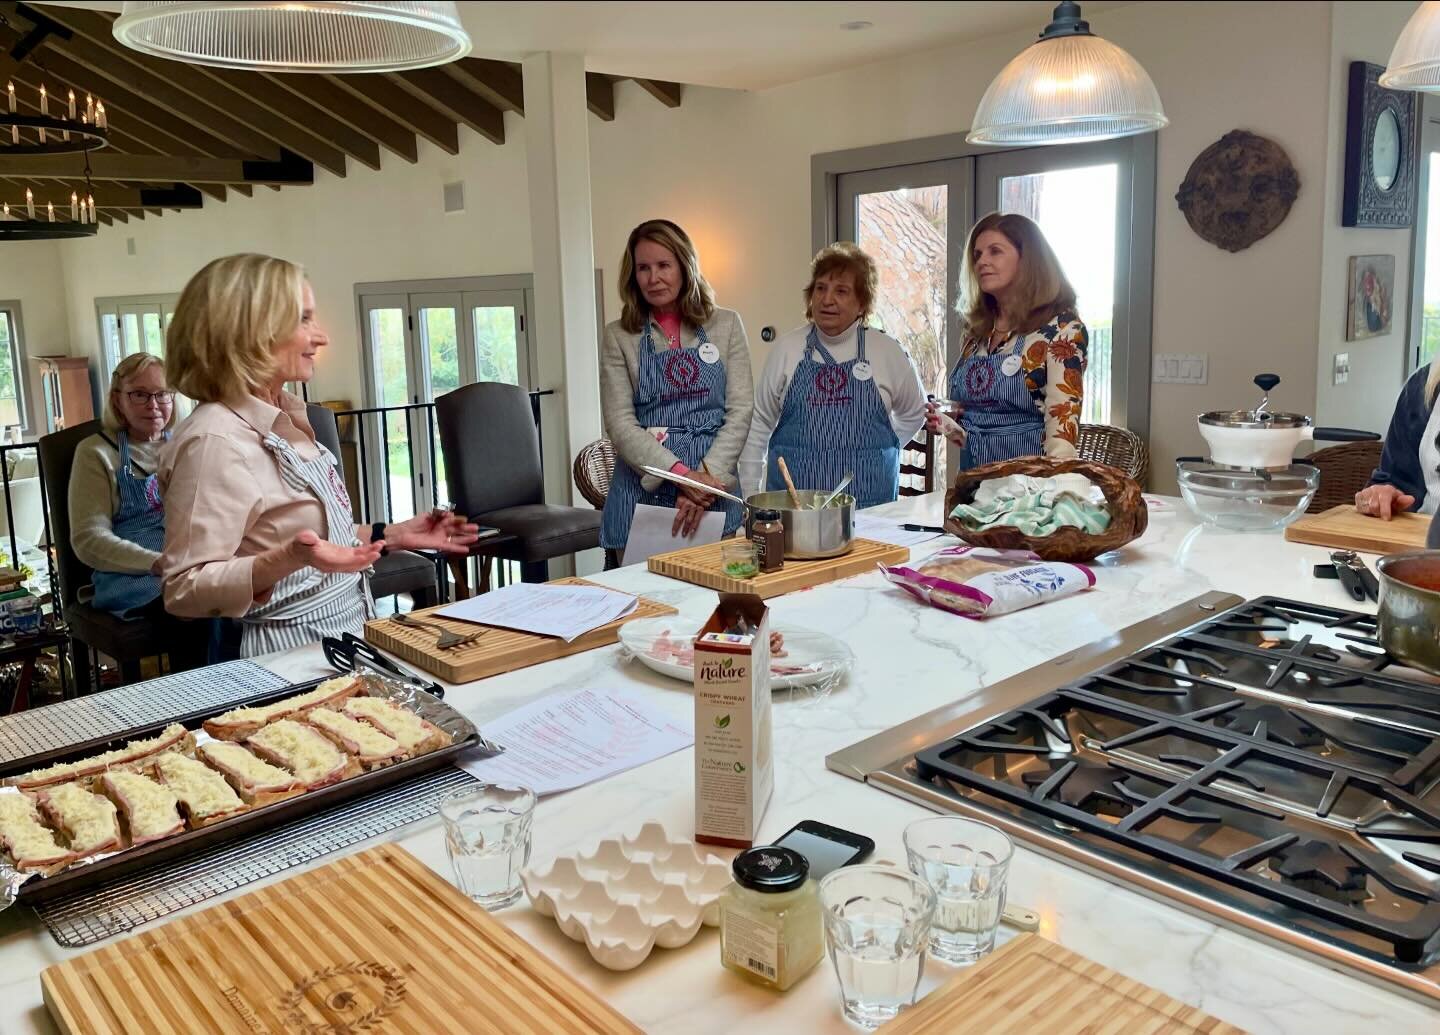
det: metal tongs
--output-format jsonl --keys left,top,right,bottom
{"left": 322, "top": 632, "right": 446, "bottom": 698}
{"left": 1325, "top": 551, "right": 1380, "bottom": 602}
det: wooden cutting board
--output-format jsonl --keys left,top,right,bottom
{"left": 1283, "top": 503, "right": 1430, "bottom": 554}
{"left": 878, "top": 934, "right": 1243, "bottom": 1033}
{"left": 647, "top": 537, "right": 910, "bottom": 598}
{"left": 363, "top": 577, "right": 676, "bottom": 684}
{"left": 42, "top": 844, "right": 642, "bottom": 1035}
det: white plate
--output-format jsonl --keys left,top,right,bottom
{"left": 618, "top": 617, "right": 853, "bottom": 690}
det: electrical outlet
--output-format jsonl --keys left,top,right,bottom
{"left": 1333, "top": 352, "right": 1350, "bottom": 386}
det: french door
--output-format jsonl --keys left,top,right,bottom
{"left": 832, "top": 135, "right": 1153, "bottom": 436}
{"left": 358, "top": 285, "right": 532, "bottom": 521}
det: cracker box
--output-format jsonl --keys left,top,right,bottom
{"left": 693, "top": 593, "right": 773, "bottom": 848}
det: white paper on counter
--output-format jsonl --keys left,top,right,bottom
{"left": 457, "top": 687, "right": 693, "bottom": 796}
{"left": 621, "top": 503, "right": 726, "bottom": 566}
{"left": 435, "top": 582, "right": 638, "bottom": 643}
{"left": 853, "top": 513, "right": 948, "bottom": 549}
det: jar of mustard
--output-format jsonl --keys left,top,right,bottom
{"left": 719, "top": 845, "right": 823, "bottom": 991}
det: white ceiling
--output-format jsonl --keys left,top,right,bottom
{"left": 39, "top": 1, "right": 1134, "bottom": 91}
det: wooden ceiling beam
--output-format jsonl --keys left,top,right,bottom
{"left": 0, "top": 152, "right": 313, "bottom": 184}
{"left": 231, "top": 184, "right": 253, "bottom": 197}
{"left": 448, "top": 59, "right": 524, "bottom": 115}
{"left": 390, "top": 68, "right": 504, "bottom": 145}
{"left": 586, "top": 74, "right": 615, "bottom": 122}
{"left": 262, "top": 73, "right": 417, "bottom": 163}
{"left": 633, "top": 79, "right": 683, "bottom": 108}
{"left": 327, "top": 75, "right": 459, "bottom": 155}
{"left": 25, "top": 6, "right": 349, "bottom": 175}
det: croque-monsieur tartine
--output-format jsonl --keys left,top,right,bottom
{"left": 202, "top": 676, "right": 363, "bottom": 742}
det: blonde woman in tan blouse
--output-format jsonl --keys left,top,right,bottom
{"left": 159, "top": 253, "right": 479, "bottom": 657}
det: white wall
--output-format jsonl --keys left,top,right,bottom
{"left": 0, "top": 239, "right": 70, "bottom": 433}
{"left": 50, "top": 0, "right": 1345, "bottom": 496}
{"left": 1315, "top": 1, "right": 1418, "bottom": 433}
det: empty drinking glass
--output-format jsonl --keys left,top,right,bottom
{"left": 903, "top": 816, "right": 1014, "bottom": 965}
{"left": 819, "top": 865, "right": 937, "bottom": 1029}
{"left": 439, "top": 782, "right": 536, "bottom": 909}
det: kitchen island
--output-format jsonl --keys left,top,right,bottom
{"left": 0, "top": 493, "right": 1434, "bottom": 1034}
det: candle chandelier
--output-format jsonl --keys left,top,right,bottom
{"left": 0, "top": 80, "right": 105, "bottom": 240}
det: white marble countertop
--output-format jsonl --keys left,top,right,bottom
{"left": 1, "top": 494, "right": 1436, "bottom": 1034}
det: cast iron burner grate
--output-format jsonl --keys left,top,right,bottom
{"left": 1270, "top": 839, "right": 1370, "bottom": 903}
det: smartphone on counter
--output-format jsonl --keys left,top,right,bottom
{"left": 774, "top": 820, "right": 874, "bottom": 880}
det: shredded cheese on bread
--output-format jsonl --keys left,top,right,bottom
{"left": 7, "top": 723, "right": 192, "bottom": 789}
{"left": 246, "top": 720, "right": 348, "bottom": 785}
{"left": 342, "top": 696, "right": 450, "bottom": 755}
{"left": 0, "top": 793, "right": 69, "bottom": 871}
{"left": 307, "top": 708, "right": 403, "bottom": 762}
{"left": 199, "top": 741, "right": 299, "bottom": 797}
{"left": 100, "top": 771, "right": 184, "bottom": 845}
{"left": 203, "top": 677, "right": 362, "bottom": 735}
{"left": 37, "top": 783, "right": 120, "bottom": 855}
{"left": 153, "top": 752, "right": 245, "bottom": 823}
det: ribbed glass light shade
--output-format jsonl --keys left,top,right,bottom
{"left": 968, "top": 34, "right": 1167, "bottom": 146}
{"left": 1381, "top": 0, "right": 1440, "bottom": 91}
{"left": 113, "top": 1, "right": 472, "bottom": 73}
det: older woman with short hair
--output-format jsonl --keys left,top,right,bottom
{"left": 599, "top": 220, "right": 753, "bottom": 564}
{"left": 927, "top": 212, "right": 1089, "bottom": 468}
{"left": 1357, "top": 361, "right": 1440, "bottom": 519}
{"left": 69, "top": 352, "right": 175, "bottom": 617}
{"left": 739, "top": 242, "right": 925, "bottom": 508}
{"left": 160, "top": 253, "right": 478, "bottom": 656}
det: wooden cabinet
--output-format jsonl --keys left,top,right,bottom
{"left": 34, "top": 357, "right": 94, "bottom": 432}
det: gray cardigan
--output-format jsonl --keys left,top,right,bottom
{"left": 600, "top": 307, "right": 754, "bottom": 492}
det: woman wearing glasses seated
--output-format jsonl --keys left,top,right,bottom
{"left": 68, "top": 353, "right": 178, "bottom": 618}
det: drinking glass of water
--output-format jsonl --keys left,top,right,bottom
{"left": 819, "top": 865, "right": 936, "bottom": 1029}
{"left": 903, "top": 816, "right": 1013, "bottom": 965}
{"left": 439, "top": 782, "right": 536, "bottom": 910}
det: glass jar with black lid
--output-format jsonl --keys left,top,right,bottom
{"left": 719, "top": 845, "right": 823, "bottom": 990}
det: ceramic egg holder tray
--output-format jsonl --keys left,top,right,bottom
{"left": 520, "top": 822, "right": 731, "bottom": 970}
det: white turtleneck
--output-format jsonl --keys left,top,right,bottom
{"left": 737, "top": 320, "right": 927, "bottom": 496}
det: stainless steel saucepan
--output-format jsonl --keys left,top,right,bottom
{"left": 641, "top": 466, "right": 856, "bottom": 559}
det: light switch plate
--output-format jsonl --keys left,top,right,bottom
{"left": 1334, "top": 352, "right": 1350, "bottom": 386}
{"left": 1152, "top": 353, "right": 1209, "bottom": 385}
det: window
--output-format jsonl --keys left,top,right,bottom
{"left": 95, "top": 294, "right": 187, "bottom": 418}
{"left": 820, "top": 133, "right": 1156, "bottom": 440}
{"left": 0, "top": 301, "right": 30, "bottom": 434}
{"left": 1410, "top": 95, "right": 1440, "bottom": 372}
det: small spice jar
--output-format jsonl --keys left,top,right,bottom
{"left": 721, "top": 540, "right": 759, "bottom": 580}
{"left": 719, "top": 845, "right": 823, "bottom": 991}
{"left": 750, "top": 509, "right": 785, "bottom": 574}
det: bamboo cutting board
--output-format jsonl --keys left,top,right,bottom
{"left": 42, "top": 844, "right": 643, "bottom": 1035}
{"left": 363, "top": 577, "right": 676, "bottom": 684}
{"left": 647, "top": 537, "right": 910, "bottom": 598}
{"left": 1283, "top": 503, "right": 1430, "bottom": 554}
{"left": 878, "top": 934, "right": 1243, "bottom": 1034}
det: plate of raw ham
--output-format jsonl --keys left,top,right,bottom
{"left": 618, "top": 618, "right": 854, "bottom": 690}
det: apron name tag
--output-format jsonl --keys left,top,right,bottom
{"left": 853, "top": 360, "right": 874, "bottom": 382}
{"left": 1001, "top": 354, "right": 1023, "bottom": 377}
{"left": 698, "top": 342, "right": 720, "bottom": 364}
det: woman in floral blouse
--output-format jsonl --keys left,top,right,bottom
{"left": 926, "top": 212, "right": 1088, "bottom": 468}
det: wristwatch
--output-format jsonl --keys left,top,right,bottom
{"left": 371, "top": 520, "right": 389, "bottom": 556}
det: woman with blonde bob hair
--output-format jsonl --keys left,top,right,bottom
{"left": 738, "top": 241, "right": 925, "bottom": 508}
{"left": 69, "top": 352, "right": 180, "bottom": 619}
{"left": 159, "top": 253, "right": 478, "bottom": 656}
{"left": 599, "top": 219, "right": 753, "bottom": 565}
{"left": 926, "top": 212, "right": 1089, "bottom": 468}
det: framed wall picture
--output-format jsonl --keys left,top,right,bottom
{"left": 1343, "top": 61, "right": 1417, "bottom": 227}
{"left": 1347, "top": 254, "right": 1395, "bottom": 341}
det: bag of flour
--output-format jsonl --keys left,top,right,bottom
{"left": 882, "top": 546, "right": 1094, "bottom": 618}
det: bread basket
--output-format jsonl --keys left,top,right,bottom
{"left": 943, "top": 457, "right": 1148, "bottom": 562}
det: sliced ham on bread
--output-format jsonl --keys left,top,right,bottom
{"left": 246, "top": 720, "right": 361, "bottom": 790}
{"left": 202, "top": 677, "right": 364, "bottom": 742}
{"left": 0, "top": 793, "right": 71, "bottom": 874}
{"left": 98, "top": 771, "right": 185, "bottom": 847}
{"left": 305, "top": 708, "right": 406, "bottom": 769}
{"left": 33, "top": 782, "right": 121, "bottom": 858}
{"left": 198, "top": 742, "right": 303, "bottom": 807}
{"left": 6, "top": 723, "right": 194, "bottom": 790}
{"left": 341, "top": 696, "right": 451, "bottom": 757}
{"left": 152, "top": 752, "right": 248, "bottom": 828}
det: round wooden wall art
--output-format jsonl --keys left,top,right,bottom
{"left": 1175, "top": 130, "right": 1300, "bottom": 252}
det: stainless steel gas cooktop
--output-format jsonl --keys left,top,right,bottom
{"left": 828, "top": 592, "right": 1440, "bottom": 1006}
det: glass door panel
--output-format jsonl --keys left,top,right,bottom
{"left": 411, "top": 292, "right": 463, "bottom": 510}
{"left": 360, "top": 295, "right": 416, "bottom": 523}
{"left": 119, "top": 313, "right": 141, "bottom": 356}
{"left": 1419, "top": 151, "right": 1440, "bottom": 369}
{"left": 0, "top": 310, "right": 19, "bottom": 430}
{"left": 463, "top": 288, "right": 530, "bottom": 389}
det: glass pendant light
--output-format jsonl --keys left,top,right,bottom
{"left": 968, "top": 1, "right": 1167, "bottom": 146}
{"left": 1381, "top": 1, "right": 1440, "bottom": 91}
{"left": 113, "top": 1, "right": 471, "bottom": 74}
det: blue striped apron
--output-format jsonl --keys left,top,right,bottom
{"left": 600, "top": 321, "right": 743, "bottom": 549}
{"left": 90, "top": 430, "right": 166, "bottom": 617}
{"left": 765, "top": 325, "right": 900, "bottom": 509}
{"left": 948, "top": 338, "right": 1044, "bottom": 469}
{"left": 240, "top": 435, "right": 374, "bottom": 658}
